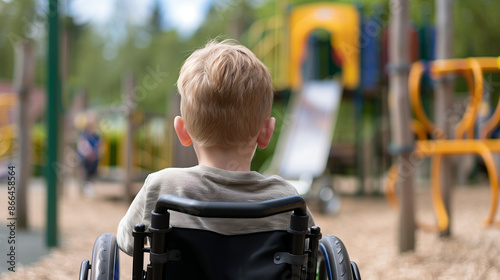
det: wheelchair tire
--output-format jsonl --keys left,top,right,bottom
{"left": 319, "top": 235, "right": 354, "bottom": 280}
{"left": 90, "top": 233, "right": 119, "bottom": 280}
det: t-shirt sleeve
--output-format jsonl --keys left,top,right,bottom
{"left": 117, "top": 175, "right": 151, "bottom": 256}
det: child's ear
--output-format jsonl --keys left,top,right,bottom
{"left": 257, "top": 117, "right": 276, "bottom": 149}
{"left": 174, "top": 116, "right": 192, "bottom": 146}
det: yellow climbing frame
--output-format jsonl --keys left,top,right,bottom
{"left": 289, "top": 2, "right": 360, "bottom": 90}
{"left": 387, "top": 57, "right": 500, "bottom": 232}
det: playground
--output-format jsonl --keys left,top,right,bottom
{"left": 2, "top": 0, "right": 500, "bottom": 279}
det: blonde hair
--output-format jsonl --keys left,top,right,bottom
{"left": 177, "top": 40, "right": 274, "bottom": 147}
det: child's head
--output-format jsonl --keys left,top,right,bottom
{"left": 177, "top": 39, "right": 274, "bottom": 147}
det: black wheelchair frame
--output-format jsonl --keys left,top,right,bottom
{"left": 80, "top": 195, "right": 361, "bottom": 280}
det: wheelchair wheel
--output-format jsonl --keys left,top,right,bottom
{"left": 89, "top": 233, "right": 119, "bottom": 280}
{"left": 317, "top": 235, "right": 355, "bottom": 280}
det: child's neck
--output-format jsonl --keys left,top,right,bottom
{"left": 193, "top": 143, "right": 256, "bottom": 172}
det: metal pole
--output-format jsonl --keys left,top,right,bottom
{"left": 435, "top": 0, "right": 454, "bottom": 237}
{"left": 46, "top": 0, "right": 59, "bottom": 247}
{"left": 388, "top": 0, "right": 416, "bottom": 252}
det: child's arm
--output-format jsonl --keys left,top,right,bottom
{"left": 116, "top": 176, "right": 151, "bottom": 256}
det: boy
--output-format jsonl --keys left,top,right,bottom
{"left": 117, "top": 40, "right": 314, "bottom": 255}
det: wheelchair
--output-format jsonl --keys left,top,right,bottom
{"left": 79, "top": 195, "right": 361, "bottom": 280}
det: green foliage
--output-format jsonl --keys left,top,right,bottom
{"left": 63, "top": 0, "right": 259, "bottom": 114}
{"left": 2, "top": 0, "right": 500, "bottom": 117}
{"left": 454, "top": 0, "right": 500, "bottom": 58}
{"left": 0, "top": 0, "right": 36, "bottom": 80}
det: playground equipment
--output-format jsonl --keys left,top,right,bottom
{"left": 0, "top": 105, "right": 172, "bottom": 180}
{"left": 386, "top": 57, "right": 500, "bottom": 232}
{"left": 288, "top": 3, "right": 360, "bottom": 91}
{"left": 250, "top": 2, "right": 362, "bottom": 212}
{"left": 0, "top": 93, "right": 16, "bottom": 160}
{"left": 267, "top": 79, "right": 343, "bottom": 213}
{"left": 80, "top": 195, "right": 361, "bottom": 280}
{"left": 248, "top": 2, "right": 438, "bottom": 197}
{"left": 89, "top": 113, "right": 172, "bottom": 180}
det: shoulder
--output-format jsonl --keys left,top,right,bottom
{"left": 254, "top": 174, "right": 300, "bottom": 197}
{"left": 134, "top": 167, "right": 202, "bottom": 211}
{"left": 143, "top": 166, "right": 205, "bottom": 193}
{"left": 146, "top": 166, "right": 197, "bottom": 183}
{"left": 264, "top": 174, "right": 296, "bottom": 188}
{"left": 148, "top": 167, "right": 187, "bottom": 180}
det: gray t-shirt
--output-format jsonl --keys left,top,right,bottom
{"left": 117, "top": 165, "right": 315, "bottom": 255}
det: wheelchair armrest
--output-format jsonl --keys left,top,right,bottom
{"left": 154, "top": 195, "right": 307, "bottom": 218}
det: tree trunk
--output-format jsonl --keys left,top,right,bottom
{"left": 122, "top": 73, "right": 135, "bottom": 203}
{"left": 435, "top": 0, "right": 454, "bottom": 237}
{"left": 13, "top": 41, "right": 35, "bottom": 229}
{"left": 388, "top": 0, "right": 416, "bottom": 252}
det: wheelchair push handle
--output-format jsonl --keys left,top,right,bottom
{"left": 154, "top": 194, "right": 308, "bottom": 218}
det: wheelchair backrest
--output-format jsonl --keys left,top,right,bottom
{"left": 162, "top": 228, "right": 291, "bottom": 279}
{"left": 133, "top": 195, "right": 319, "bottom": 280}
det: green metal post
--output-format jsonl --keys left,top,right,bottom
{"left": 46, "top": 0, "right": 59, "bottom": 247}
{"left": 355, "top": 5, "right": 365, "bottom": 196}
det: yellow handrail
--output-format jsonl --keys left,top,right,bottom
{"left": 430, "top": 154, "right": 448, "bottom": 231}
{"left": 409, "top": 58, "right": 500, "bottom": 139}
{"left": 409, "top": 61, "right": 440, "bottom": 137}
{"left": 388, "top": 57, "right": 500, "bottom": 232}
